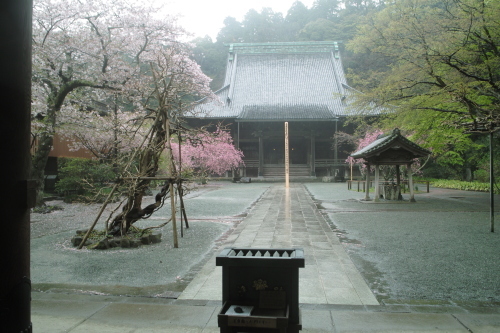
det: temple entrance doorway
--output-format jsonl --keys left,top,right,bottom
{"left": 264, "top": 137, "right": 307, "bottom": 165}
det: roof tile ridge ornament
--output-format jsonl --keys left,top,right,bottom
{"left": 375, "top": 128, "right": 401, "bottom": 142}
{"left": 228, "top": 43, "right": 234, "bottom": 61}
{"left": 225, "top": 41, "right": 343, "bottom": 55}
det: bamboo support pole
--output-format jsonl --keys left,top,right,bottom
{"left": 166, "top": 117, "right": 178, "bottom": 248}
{"left": 285, "top": 122, "right": 289, "bottom": 188}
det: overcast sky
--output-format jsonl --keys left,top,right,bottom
{"left": 159, "top": 0, "right": 316, "bottom": 40}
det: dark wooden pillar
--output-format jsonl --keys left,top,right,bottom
{"left": 396, "top": 165, "right": 403, "bottom": 200}
{"left": 374, "top": 164, "right": 380, "bottom": 202}
{"left": 408, "top": 163, "right": 416, "bottom": 202}
{"left": 364, "top": 163, "right": 371, "bottom": 201}
{"left": 310, "top": 132, "right": 316, "bottom": 177}
{"left": 0, "top": 1, "right": 33, "bottom": 332}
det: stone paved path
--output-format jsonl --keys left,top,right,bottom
{"left": 179, "top": 183, "right": 379, "bottom": 305}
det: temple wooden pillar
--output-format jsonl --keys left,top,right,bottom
{"left": 0, "top": 1, "right": 33, "bottom": 332}
{"left": 408, "top": 163, "right": 416, "bottom": 202}
{"left": 310, "top": 132, "right": 316, "bottom": 177}
{"left": 374, "top": 164, "right": 381, "bottom": 202}
{"left": 364, "top": 163, "right": 371, "bottom": 201}
{"left": 396, "top": 165, "right": 403, "bottom": 200}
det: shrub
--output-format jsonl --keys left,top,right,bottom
{"left": 430, "top": 179, "right": 499, "bottom": 194}
{"left": 474, "top": 169, "right": 489, "bottom": 183}
{"left": 55, "top": 158, "right": 117, "bottom": 202}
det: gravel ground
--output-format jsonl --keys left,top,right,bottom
{"left": 30, "top": 181, "right": 271, "bottom": 297}
{"left": 305, "top": 183, "right": 500, "bottom": 303}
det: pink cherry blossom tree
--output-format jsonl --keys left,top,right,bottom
{"left": 346, "top": 130, "right": 384, "bottom": 175}
{"left": 171, "top": 128, "right": 244, "bottom": 179}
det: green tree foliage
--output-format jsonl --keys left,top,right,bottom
{"left": 191, "top": 36, "right": 227, "bottom": 90}
{"left": 198, "top": 0, "right": 385, "bottom": 78}
{"left": 217, "top": 17, "right": 244, "bottom": 43}
{"left": 241, "top": 8, "right": 286, "bottom": 42}
{"left": 298, "top": 18, "right": 338, "bottom": 41}
{"left": 55, "top": 158, "right": 117, "bottom": 202}
{"left": 347, "top": 0, "right": 500, "bottom": 131}
{"left": 346, "top": 0, "right": 499, "bottom": 179}
{"left": 310, "top": 0, "right": 341, "bottom": 20}
{"left": 284, "top": 1, "right": 311, "bottom": 41}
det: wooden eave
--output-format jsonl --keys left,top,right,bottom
{"left": 351, "top": 128, "right": 431, "bottom": 165}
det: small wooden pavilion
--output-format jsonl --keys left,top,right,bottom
{"left": 351, "top": 128, "right": 431, "bottom": 202}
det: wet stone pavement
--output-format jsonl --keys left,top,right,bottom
{"left": 179, "top": 183, "right": 377, "bottom": 305}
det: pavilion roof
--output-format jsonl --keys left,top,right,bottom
{"left": 351, "top": 128, "right": 431, "bottom": 162}
{"left": 189, "top": 42, "right": 355, "bottom": 121}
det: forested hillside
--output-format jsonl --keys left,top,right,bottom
{"left": 192, "top": 0, "right": 383, "bottom": 91}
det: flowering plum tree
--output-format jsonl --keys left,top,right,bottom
{"left": 171, "top": 129, "right": 244, "bottom": 177}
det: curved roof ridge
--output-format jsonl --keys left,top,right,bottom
{"left": 351, "top": 128, "right": 431, "bottom": 159}
{"left": 214, "top": 84, "right": 230, "bottom": 94}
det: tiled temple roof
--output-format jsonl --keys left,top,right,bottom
{"left": 190, "top": 42, "right": 350, "bottom": 121}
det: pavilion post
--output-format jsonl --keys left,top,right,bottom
{"left": 364, "top": 163, "right": 371, "bottom": 201}
{"left": 374, "top": 164, "right": 380, "bottom": 202}
{"left": 408, "top": 163, "right": 415, "bottom": 202}
{"left": 396, "top": 165, "right": 403, "bottom": 200}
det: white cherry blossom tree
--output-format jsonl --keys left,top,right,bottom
{"left": 31, "top": 0, "right": 214, "bottom": 208}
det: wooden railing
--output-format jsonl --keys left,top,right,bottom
{"left": 242, "top": 159, "right": 349, "bottom": 168}
{"left": 314, "top": 159, "right": 346, "bottom": 166}
{"left": 242, "top": 159, "right": 259, "bottom": 167}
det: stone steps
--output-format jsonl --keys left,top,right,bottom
{"left": 263, "top": 165, "right": 310, "bottom": 177}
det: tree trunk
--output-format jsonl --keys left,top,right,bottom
{"left": 30, "top": 105, "right": 57, "bottom": 206}
{"left": 108, "top": 117, "right": 167, "bottom": 235}
{"left": 31, "top": 80, "right": 107, "bottom": 205}
{"left": 464, "top": 167, "right": 472, "bottom": 182}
